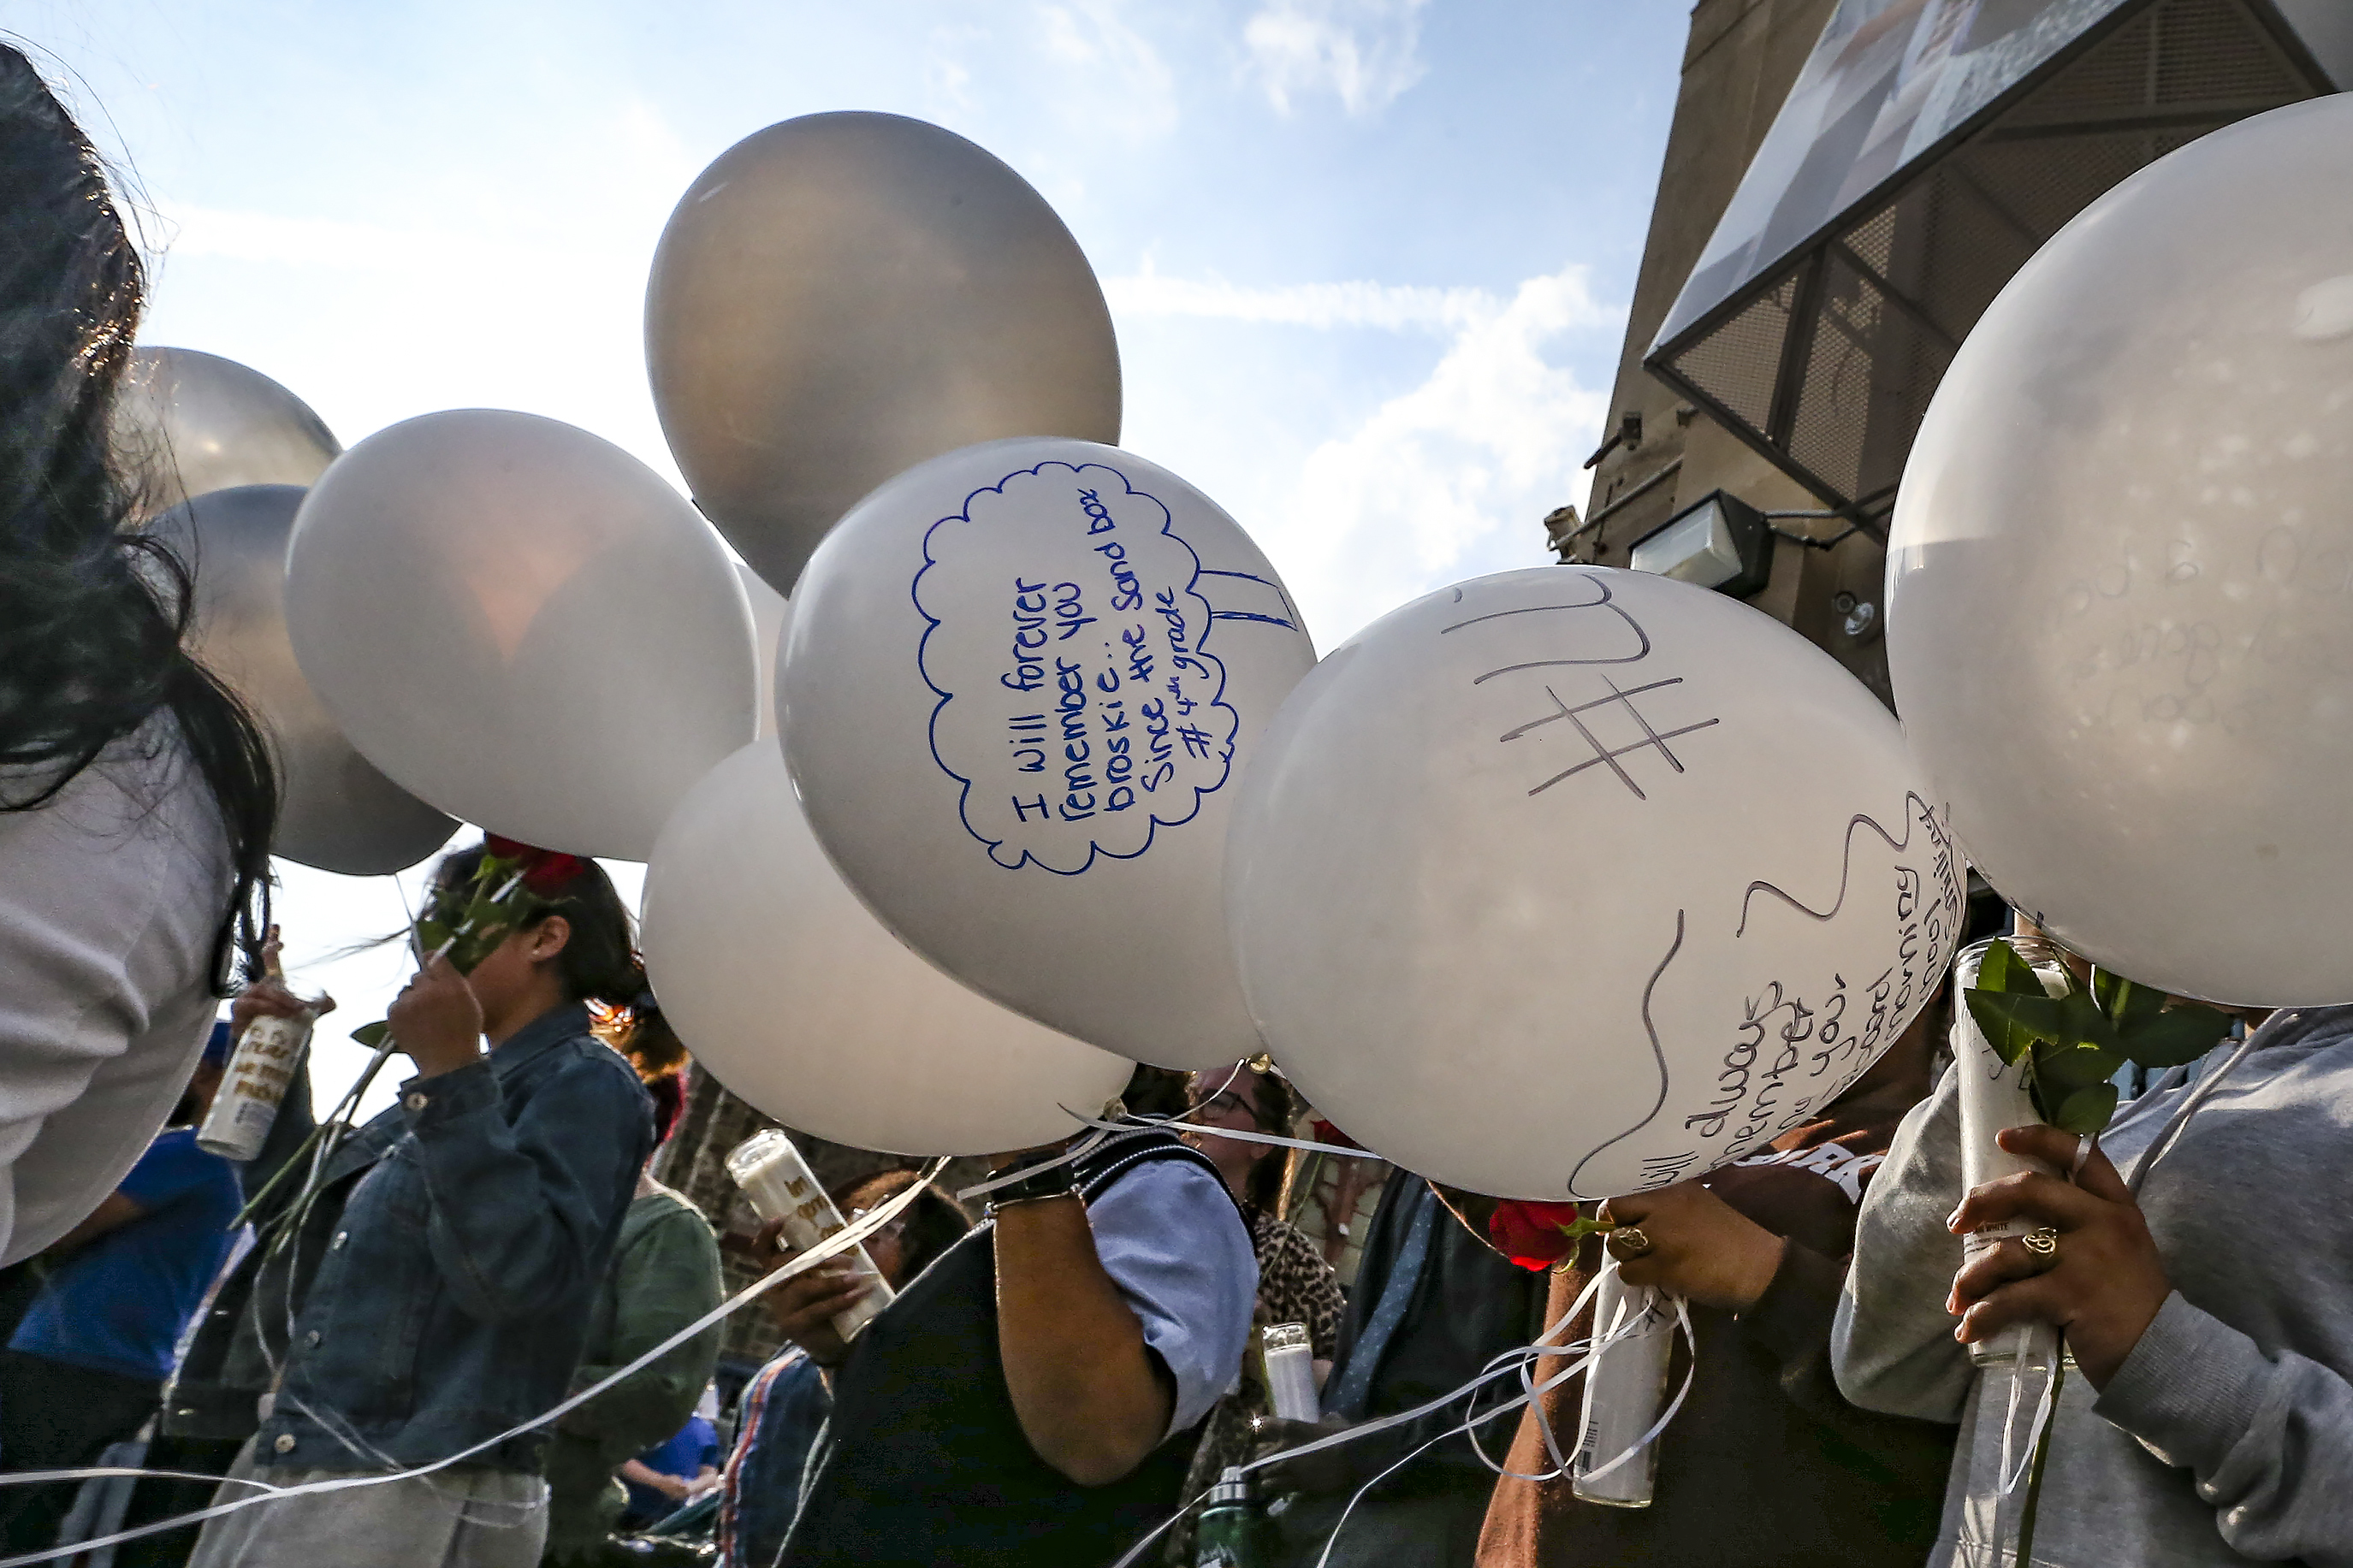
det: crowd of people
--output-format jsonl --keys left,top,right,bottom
{"left": 9, "top": 33, "right": 2353, "bottom": 1568}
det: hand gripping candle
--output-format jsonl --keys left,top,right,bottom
{"left": 726, "top": 1130, "right": 894, "bottom": 1341}
{"left": 196, "top": 950, "right": 315, "bottom": 1163}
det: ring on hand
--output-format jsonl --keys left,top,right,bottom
{"left": 1608, "top": 1226, "right": 1654, "bottom": 1260}
{"left": 2020, "top": 1226, "right": 2060, "bottom": 1262}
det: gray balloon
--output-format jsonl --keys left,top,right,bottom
{"left": 149, "top": 485, "right": 456, "bottom": 876}
{"left": 645, "top": 111, "right": 1121, "bottom": 595}
{"left": 116, "top": 348, "right": 341, "bottom": 524}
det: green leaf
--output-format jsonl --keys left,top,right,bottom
{"left": 2092, "top": 967, "right": 2163, "bottom": 1030}
{"left": 2035, "top": 1038, "right": 2125, "bottom": 1091}
{"left": 1977, "top": 939, "right": 2052, "bottom": 997}
{"left": 1965, "top": 990, "right": 2037, "bottom": 1065}
{"left": 350, "top": 1020, "right": 390, "bottom": 1049}
{"left": 2053, "top": 1082, "right": 2120, "bottom": 1135}
{"left": 2118, "top": 1005, "right": 2237, "bottom": 1069}
{"left": 2054, "top": 989, "right": 2121, "bottom": 1051}
{"left": 415, "top": 918, "right": 453, "bottom": 953}
{"left": 1965, "top": 990, "right": 2076, "bottom": 1062}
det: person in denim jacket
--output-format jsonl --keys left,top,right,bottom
{"left": 183, "top": 843, "right": 655, "bottom": 1568}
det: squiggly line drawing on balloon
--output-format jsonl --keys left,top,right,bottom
{"left": 1733, "top": 791, "right": 1941, "bottom": 937}
{"left": 1501, "top": 675, "right": 1720, "bottom": 799}
{"left": 1567, "top": 908, "right": 1684, "bottom": 1200}
{"left": 1444, "top": 576, "right": 1652, "bottom": 677}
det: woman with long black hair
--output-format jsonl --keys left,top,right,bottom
{"left": 176, "top": 840, "right": 656, "bottom": 1568}
{"left": 0, "top": 46, "right": 277, "bottom": 1264}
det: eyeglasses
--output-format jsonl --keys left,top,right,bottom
{"left": 1189, "top": 1089, "right": 1263, "bottom": 1128}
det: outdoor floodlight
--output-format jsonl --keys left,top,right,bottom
{"left": 1629, "top": 489, "right": 1771, "bottom": 598}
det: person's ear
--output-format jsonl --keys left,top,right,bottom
{"left": 529, "top": 913, "right": 572, "bottom": 965}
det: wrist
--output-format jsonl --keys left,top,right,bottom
{"left": 406, "top": 1041, "right": 483, "bottom": 1079}
{"left": 983, "top": 1147, "right": 1081, "bottom": 1216}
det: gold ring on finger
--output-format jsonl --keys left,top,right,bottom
{"left": 2020, "top": 1226, "right": 2060, "bottom": 1262}
{"left": 1608, "top": 1226, "right": 1653, "bottom": 1259}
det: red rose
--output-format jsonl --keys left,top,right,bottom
{"left": 1310, "top": 1118, "right": 1365, "bottom": 1151}
{"left": 479, "top": 836, "right": 587, "bottom": 894}
{"left": 520, "top": 851, "right": 589, "bottom": 894}
{"left": 1488, "top": 1198, "right": 1591, "bottom": 1272}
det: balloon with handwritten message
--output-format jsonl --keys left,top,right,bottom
{"left": 1227, "top": 568, "right": 1960, "bottom": 1200}
{"left": 644, "top": 743, "right": 1132, "bottom": 1155}
{"left": 648, "top": 111, "right": 1120, "bottom": 596}
{"left": 780, "top": 437, "right": 1315, "bottom": 1069}
{"left": 1890, "top": 95, "right": 2353, "bottom": 1005}
{"left": 148, "top": 485, "right": 454, "bottom": 874}
{"left": 285, "top": 410, "right": 759, "bottom": 861}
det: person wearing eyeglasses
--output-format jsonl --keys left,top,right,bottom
{"left": 1165, "top": 1063, "right": 1343, "bottom": 1563}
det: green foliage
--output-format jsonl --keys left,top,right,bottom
{"left": 341, "top": 850, "right": 549, "bottom": 1054}
{"left": 1963, "top": 938, "right": 2236, "bottom": 1133}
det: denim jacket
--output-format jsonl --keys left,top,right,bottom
{"left": 168, "top": 1003, "right": 649, "bottom": 1474}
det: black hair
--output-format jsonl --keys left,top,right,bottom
{"left": 432, "top": 840, "right": 685, "bottom": 1074}
{"left": 832, "top": 1168, "right": 974, "bottom": 1288}
{"left": 0, "top": 47, "right": 276, "bottom": 989}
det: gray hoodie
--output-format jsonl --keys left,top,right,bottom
{"left": 1834, "top": 1003, "right": 2353, "bottom": 1566}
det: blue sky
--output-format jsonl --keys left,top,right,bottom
{"left": 17, "top": 0, "right": 1687, "bottom": 1108}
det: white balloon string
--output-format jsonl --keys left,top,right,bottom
{"left": 1103, "top": 1262, "right": 1704, "bottom": 1568}
{"left": 1060, "top": 1108, "right": 1378, "bottom": 1162}
{"left": 2126, "top": 1029, "right": 2260, "bottom": 1199}
{"left": 952, "top": 1129, "right": 1112, "bottom": 1203}
{"left": 1996, "top": 1325, "right": 2063, "bottom": 1496}
{"left": 0, "top": 1160, "right": 947, "bottom": 1568}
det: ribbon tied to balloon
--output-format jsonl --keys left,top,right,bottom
{"left": 779, "top": 437, "right": 1314, "bottom": 1070}
{"left": 1227, "top": 567, "right": 1962, "bottom": 1199}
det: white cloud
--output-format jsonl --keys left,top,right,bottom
{"left": 1104, "top": 265, "right": 1495, "bottom": 333}
{"left": 1037, "top": 0, "right": 1179, "bottom": 142}
{"left": 1257, "top": 263, "right": 1614, "bottom": 641}
{"left": 1243, "top": 0, "right": 1431, "bottom": 117}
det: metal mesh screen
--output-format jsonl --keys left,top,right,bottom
{"left": 1668, "top": 274, "right": 1796, "bottom": 433}
{"left": 1651, "top": 0, "right": 2317, "bottom": 516}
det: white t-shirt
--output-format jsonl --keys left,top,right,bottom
{"left": 0, "top": 714, "right": 232, "bottom": 1263}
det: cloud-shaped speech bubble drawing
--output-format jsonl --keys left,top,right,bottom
{"left": 916, "top": 459, "right": 1238, "bottom": 874}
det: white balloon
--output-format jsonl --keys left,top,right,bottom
{"left": 1228, "top": 568, "right": 1961, "bottom": 1200}
{"left": 285, "top": 410, "right": 757, "bottom": 861}
{"left": 1888, "top": 96, "right": 2353, "bottom": 1005}
{"left": 115, "top": 348, "right": 340, "bottom": 521}
{"left": 643, "top": 743, "right": 1133, "bottom": 1156}
{"left": 781, "top": 437, "right": 1315, "bottom": 1069}
{"left": 737, "top": 561, "right": 790, "bottom": 742}
{"left": 152, "top": 484, "right": 455, "bottom": 875}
